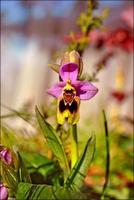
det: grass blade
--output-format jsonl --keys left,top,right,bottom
{"left": 101, "top": 110, "right": 110, "bottom": 197}
{"left": 17, "top": 152, "right": 32, "bottom": 183}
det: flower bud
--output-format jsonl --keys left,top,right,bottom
{"left": 0, "top": 184, "right": 8, "bottom": 200}
{"left": 60, "top": 50, "right": 83, "bottom": 75}
{"left": 0, "top": 148, "right": 13, "bottom": 165}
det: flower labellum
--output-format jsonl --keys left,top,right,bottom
{"left": 0, "top": 184, "right": 8, "bottom": 200}
{"left": 57, "top": 80, "right": 80, "bottom": 125}
{"left": 47, "top": 51, "right": 98, "bottom": 125}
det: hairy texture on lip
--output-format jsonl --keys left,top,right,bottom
{"left": 63, "top": 89, "right": 75, "bottom": 105}
{"left": 59, "top": 99, "right": 78, "bottom": 114}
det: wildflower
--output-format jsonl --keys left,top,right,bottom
{"left": 89, "top": 28, "right": 133, "bottom": 53}
{"left": 89, "top": 30, "right": 108, "bottom": 49}
{"left": 110, "top": 69, "right": 126, "bottom": 103}
{"left": 122, "top": 8, "right": 133, "bottom": 29}
{"left": 47, "top": 51, "right": 98, "bottom": 125}
{"left": 0, "top": 184, "right": 8, "bottom": 200}
{"left": 106, "top": 28, "right": 133, "bottom": 53}
{"left": 0, "top": 147, "right": 13, "bottom": 165}
{"left": 111, "top": 91, "right": 127, "bottom": 103}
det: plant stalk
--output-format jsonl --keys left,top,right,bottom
{"left": 70, "top": 124, "right": 78, "bottom": 169}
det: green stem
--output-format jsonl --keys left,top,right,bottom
{"left": 70, "top": 124, "right": 78, "bottom": 169}
{"left": 101, "top": 110, "right": 110, "bottom": 199}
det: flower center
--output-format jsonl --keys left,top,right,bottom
{"left": 62, "top": 80, "right": 76, "bottom": 105}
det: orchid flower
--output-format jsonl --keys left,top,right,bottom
{"left": 47, "top": 50, "right": 98, "bottom": 125}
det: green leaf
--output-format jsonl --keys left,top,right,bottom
{"left": 16, "top": 182, "right": 88, "bottom": 200}
{"left": 21, "top": 151, "right": 53, "bottom": 166}
{"left": 20, "top": 151, "right": 63, "bottom": 185}
{"left": 65, "top": 133, "right": 95, "bottom": 191}
{"left": 35, "top": 107, "right": 70, "bottom": 179}
{"left": 17, "top": 152, "right": 31, "bottom": 183}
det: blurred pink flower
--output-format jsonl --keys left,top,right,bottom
{"left": 0, "top": 184, "right": 8, "bottom": 200}
{"left": 106, "top": 28, "right": 133, "bottom": 53}
{"left": 89, "top": 30, "right": 108, "bottom": 48}
{"left": 89, "top": 28, "right": 133, "bottom": 53}
{"left": 122, "top": 8, "right": 133, "bottom": 29}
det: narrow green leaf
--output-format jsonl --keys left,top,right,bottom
{"left": 35, "top": 106, "right": 69, "bottom": 179}
{"left": 16, "top": 182, "right": 88, "bottom": 200}
{"left": 0, "top": 112, "right": 32, "bottom": 119}
{"left": 1, "top": 163, "right": 18, "bottom": 194}
{"left": 101, "top": 110, "right": 110, "bottom": 197}
{"left": 65, "top": 133, "right": 95, "bottom": 191}
{"left": 1, "top": 103, "right": 33, "bottom": 124}
{"left": 1, "top": 126, "right": 16, "bottom": 148}
{"left": 17, "top": 152, "right": 31, "bottom": 183}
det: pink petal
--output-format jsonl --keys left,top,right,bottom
{"left": 59, "top": 63, "right": 78, "bottom": 82}
{"left": 74, "top": 81, "right": 98, "bottom": 100}
{"left": 47, "top": 82, "right": 65, "bottom": 98}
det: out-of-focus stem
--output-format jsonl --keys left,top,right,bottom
{"left": 70, "top": 124, "right": 78, "bottom": 169}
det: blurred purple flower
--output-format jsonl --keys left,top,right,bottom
{"left": 47, "top": 61, "right": 98, "bottom": 124}
{"left": 0, "top": 184, "right": 8, "bottom": 200}
{"left": 0, "top": 148, "right": 12, "bottom": 165}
